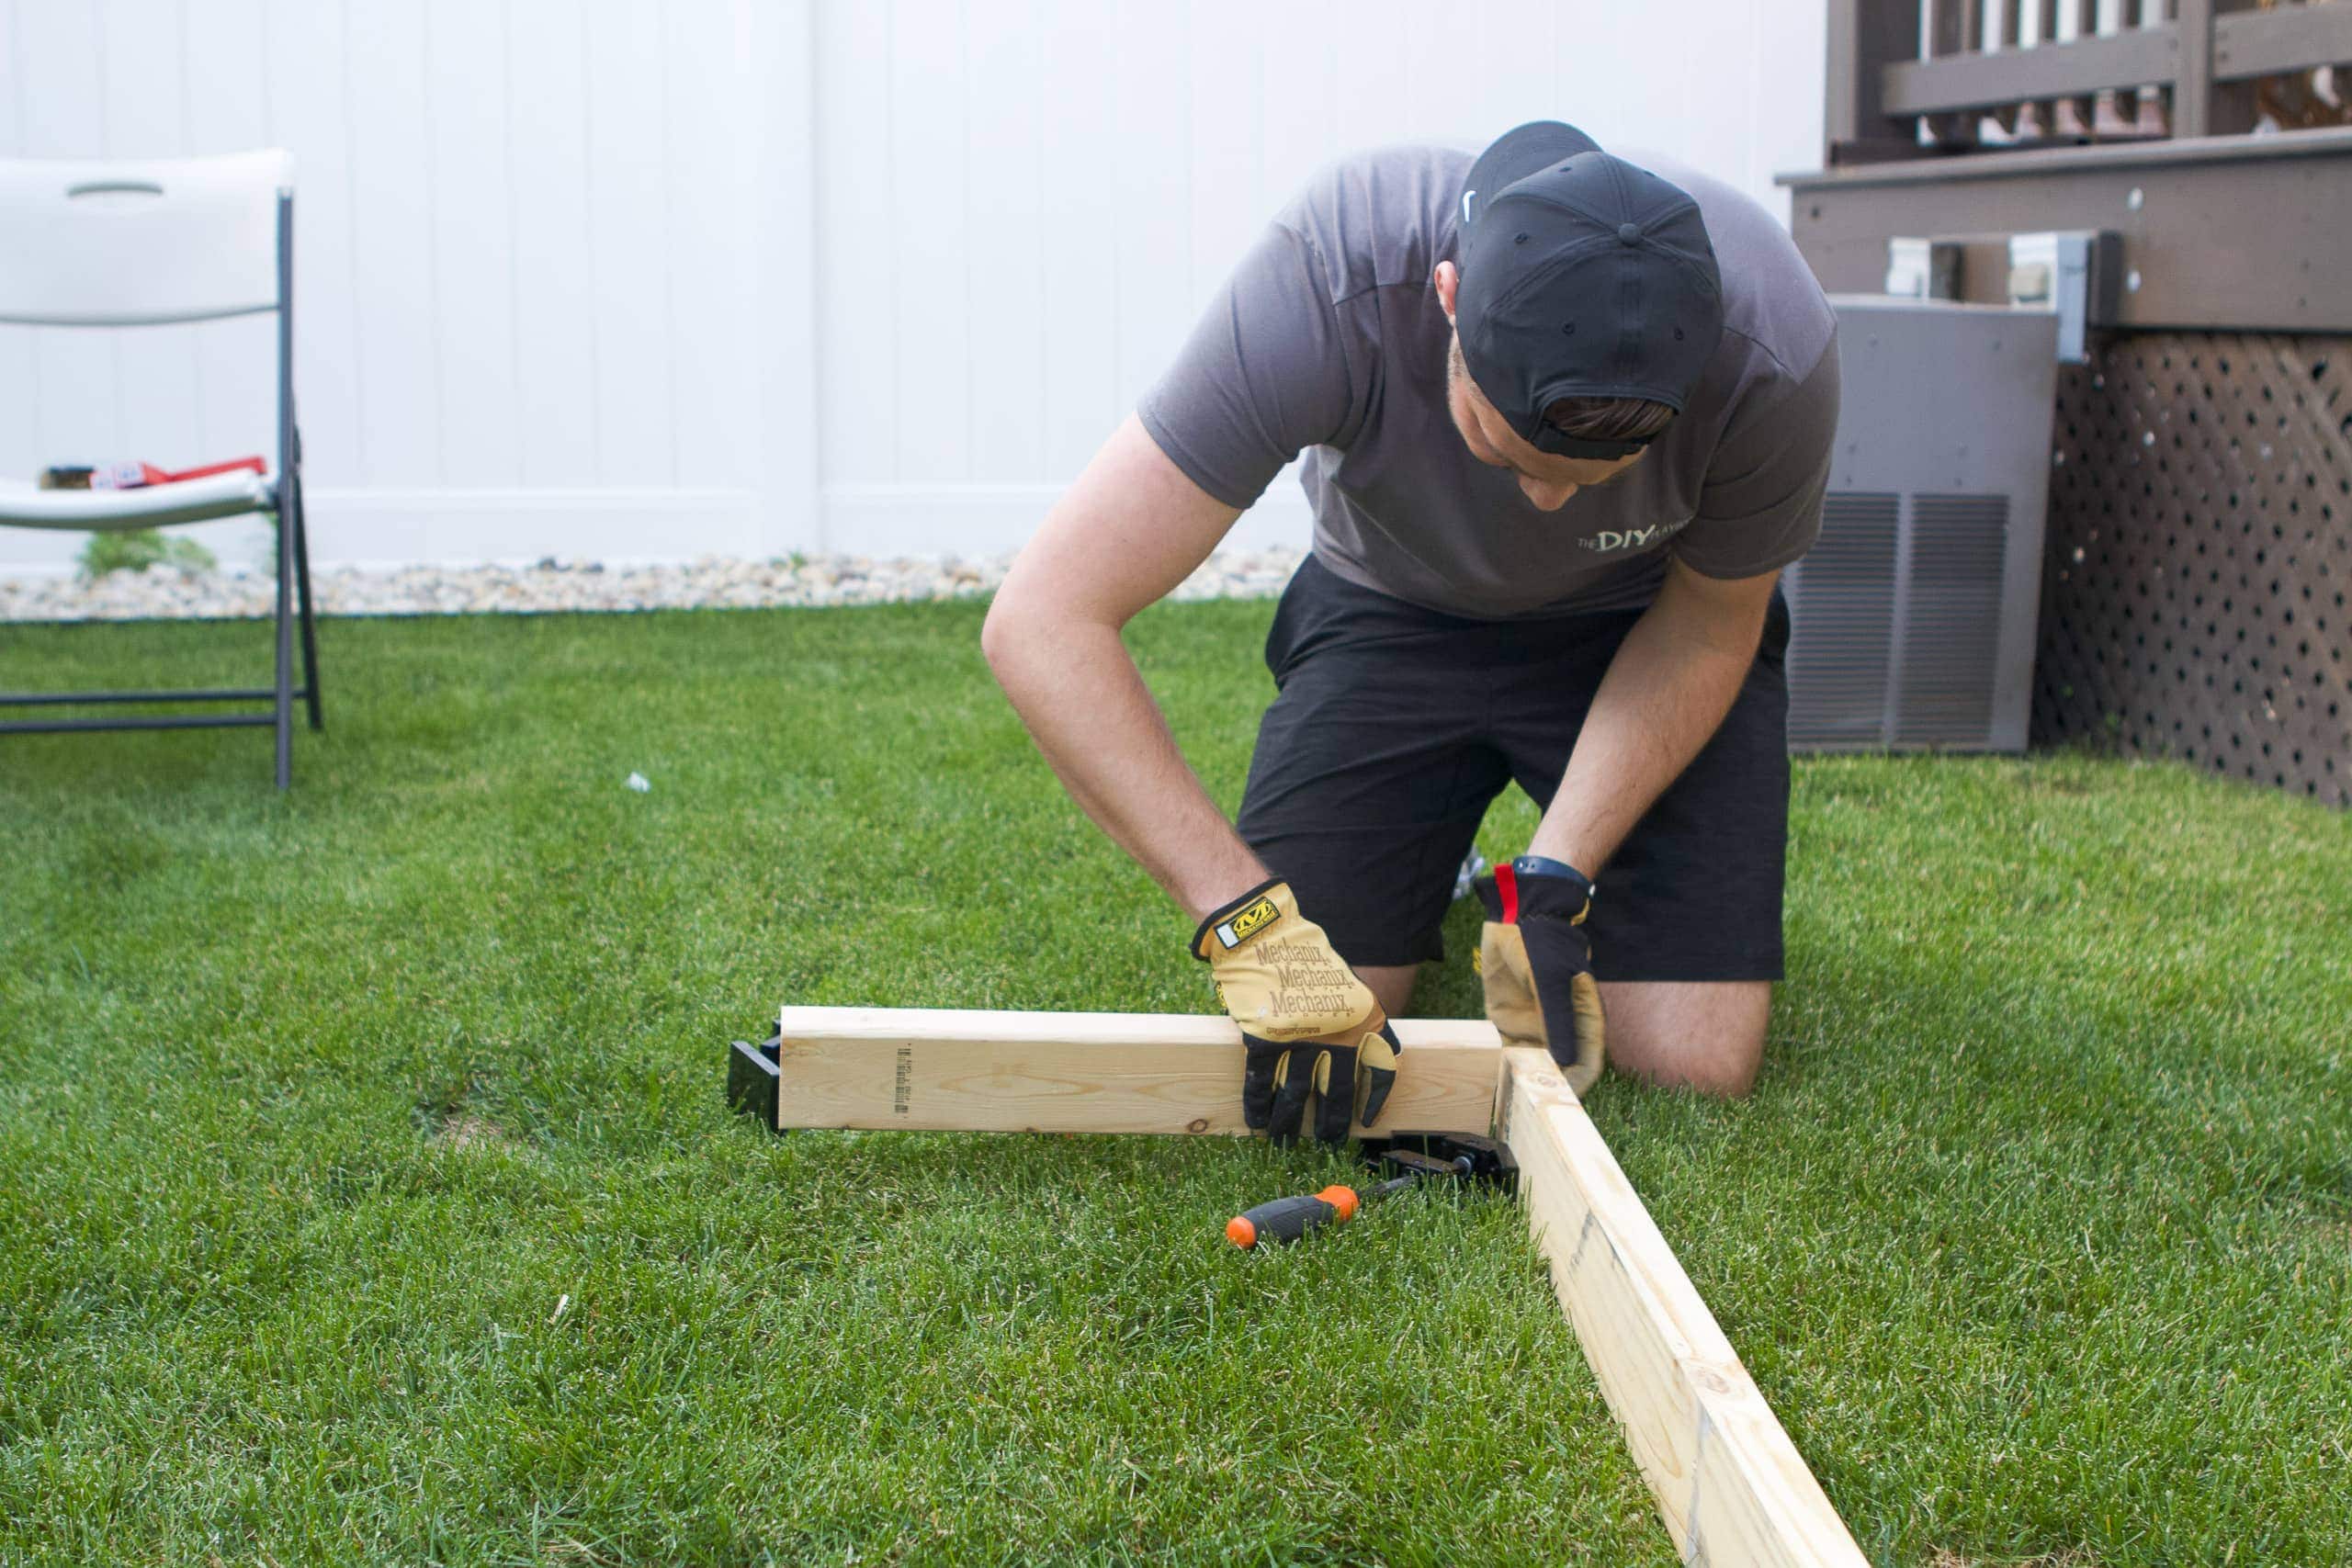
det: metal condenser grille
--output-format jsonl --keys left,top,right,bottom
{"left": 1789, "top": 492, "right": 1898, "bottom": 749}
{"left": 1900, "top": 496, "right": 2008, "bottom": 747}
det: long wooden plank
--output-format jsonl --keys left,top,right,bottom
{"left": 1498, "top": 1049, "right": 1867, "bottom": 1568}
{"left": 771, "top": 1007, "right": 1502, "bottom": 1136}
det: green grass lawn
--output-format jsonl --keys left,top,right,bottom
{"left": 2, "top": 601, "right": 2346, "bottom": 1566}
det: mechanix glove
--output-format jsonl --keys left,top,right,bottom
{"left": 1193, "top": 878, "right": 1401, "bottom": 1145}
{"left": 1474, "top": 858, "right": 1607, "bottom": 1096}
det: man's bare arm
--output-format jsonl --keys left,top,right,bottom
{"left": 981, "top": 415, "right": 1269, "bottom": 921}
{"left": 1526, "top": 558, "right": 1779, "bottom": 877}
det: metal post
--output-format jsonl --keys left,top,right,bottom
{"left": 1826, "top": 0, "right": 1926, "bottom": 163}
{"left": 2188, "top": 0, "right": 2261, "bottom": 135}
{"left": 291, "top": 460, "right": 322, "bottom": 730}
{"left": 1927, "top": 0, "right": 1988, "bottom": 147}
{"left": 1998, "top": 0, "right": 2032, "bottom": 138}
{"left": 2046, "top": 0, "right": 2087, "bottom": 137}
{"left": 272, "top": 190, "right": 296, "bottom": 789}
{"left": 2175, "top": 0, "right": 2216, "bottom": 136}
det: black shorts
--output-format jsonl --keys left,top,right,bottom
{"left": 1236, "top": 555, "right": 1792, "bottom": 982}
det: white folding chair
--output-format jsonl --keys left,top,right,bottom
{"left": 0, "top": 150, "right": 320, "bottom": 788}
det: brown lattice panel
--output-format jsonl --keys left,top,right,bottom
{"left": 2036, "top": 333, "right": 2352, "bottom": 806}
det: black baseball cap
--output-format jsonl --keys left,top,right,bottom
{"left": 1455, "top": 121, "right": 1725, "bottom": 459}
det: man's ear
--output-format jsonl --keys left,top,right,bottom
{"left": 1432, "top": 259, "right": 1459, "bottom": 323}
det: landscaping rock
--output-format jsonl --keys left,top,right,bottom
{"left": 0, "top": 548, "right": 1307, "bottom": 623}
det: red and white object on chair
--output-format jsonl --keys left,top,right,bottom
{"left": 40, "top": 455, "right": 266, "bottom": 491}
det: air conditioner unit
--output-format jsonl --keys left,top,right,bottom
{"left": 1784, "top": 298, "right": 2057, "bottom": 752}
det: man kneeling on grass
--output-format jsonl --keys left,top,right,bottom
{"left": 984, "top": 121, "right": 1840, "bottom": 1141}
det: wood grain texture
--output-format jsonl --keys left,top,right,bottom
{"left": 1498, "top": 1049, "right": 1866, "bottom": 1568}
{"left": 771, "top": 1007, "right": 1502, "bottom": 1137}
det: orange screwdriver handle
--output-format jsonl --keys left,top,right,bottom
{"left": 1225, "top": 1184, "right": 1360, "bottom": 1248}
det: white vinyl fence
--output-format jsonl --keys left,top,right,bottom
{"left": 0, "top": 0, "right": 1826, "bottom": 577}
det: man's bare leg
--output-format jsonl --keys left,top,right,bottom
{"left": 1599, "top": 980, "right": 1770, "bottom": 1098}
{"left": 1358, "top": 967, "right": 1767, "bottom": 1098}
{"left": 1356, "top": 964, "right": 1419, "bottom": 1022}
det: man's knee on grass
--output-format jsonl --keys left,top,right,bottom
{"left": 1599, "top": 981, "right": 1769, "bottom": 1099}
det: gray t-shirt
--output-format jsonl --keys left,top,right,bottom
{"left": 1138, "top": 144, "right": 1840, "bottom": 620}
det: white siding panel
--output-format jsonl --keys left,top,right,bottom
{"left": 964, "top": 0, "right": 1046, "bottom": 484}
{"left": 815, "top": 0, "right": 897, "bottom": 488}
{"left": 503, "top": 0, "right": 599, "bottom": 487}
{"left": 96, "top": 0, "right": 187, "bottom": 152}
{"left": 343, "top": 0, "right": 441, "bottom": 486}
{"left": 1254, "top": 6, "right": 1339, "bottom": 228}
{"left": 184, "top": 0, "right": 268, "bottom": 152}
{"left": 1552, "top": 6, "right": 1649, "bottom": 152}
{"left": 1464, "top": 5, "right": 1564, "bottom": 144}
{"left": 1673, "top": 12, "right": 1760, "bottom": 203}
{"left": 1331, "top": 0, "right": 1414, "bottom": 156}
{"left": 743, "top": 0, "right": 823, "bottom": 555}
{"left": 263, "top": 0, "right": 364, "bottom": 491}
{"left": 1109, "top": 0, "right": 1188, "bottom": 408}
{"left": 425, "top": 0, "right": 523, "bottom": 487}
{"left": 13, "top": 4, "right": 105, "bottom": 154}
{"left": 888, "top": 0, "right": 973, "bottom": 482}
{"left": 1035, "top": 0, "right": 1121, "bottom": 477}
{"left": 17, "top": 2, "right": 120, "bottom": 466}
{"left": 97, "top": 0, "right": 205, "bottom": 470}
{"left": 0, "top": 3, "right": 17, "bottom": 155}
{"left": 662, "top": 0, "right": 751, "bottom": 494}
{"left": 182, "top": 0, "right": 276, "bottom": 469}
{"left": 0, "top": 6, "right": 17, "bottom": 155}
{"left": 1186, "top": 3, "right": 1262, "bottom": 320}
{"left": 0, "top": 0, "right": 40, "bottom": 488}
{"left": 582, "top": 0, "right": 675, "bottom": 487}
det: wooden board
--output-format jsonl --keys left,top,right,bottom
{"left": 1498, "top": 1049, "right": 1868, "bottom": 1568}
{"left": 771, "top": 1006, "right": 1502, "bottom": 1136}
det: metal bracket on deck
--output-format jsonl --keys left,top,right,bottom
{"left": 1882, "top": 228, "right": 2120, "bottom": 362}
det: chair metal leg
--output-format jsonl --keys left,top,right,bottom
{"left": 290, "top": 464, "right": 322, "bottom": 731}
{"left": 272, "top": 504, "right": 295, "bottom": 790}
{"left": 272, "top": 190, "right": 300, "bottom": 789}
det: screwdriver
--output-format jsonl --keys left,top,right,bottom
{"left": 1225, "top": 1149, "right": 1474, "bottom": 1249}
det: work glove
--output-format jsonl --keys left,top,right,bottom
{"left": 1193, "top": 879, "right": 1401, "bottom": 1145}
{"left": 1474, "top": 857, "right": 1606, "bottom": 1096}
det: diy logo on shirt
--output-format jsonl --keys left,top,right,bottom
{"left": 1578, "top": 518, "right": 1691, "bottom": 554}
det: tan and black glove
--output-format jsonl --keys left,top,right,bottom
{"left": 1475, "top": 857, "right": 1606, "bottom": 1096}
{"left": 1193, "top": 879, "right": 1401, "bottom": 1144}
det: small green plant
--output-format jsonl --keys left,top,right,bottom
{"left": 75, "top": 528, "right": 217, "bottom": 581}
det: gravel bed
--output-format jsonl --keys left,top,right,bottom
{"left": 0, "top": 548, "right": 1306, "bottom": 623}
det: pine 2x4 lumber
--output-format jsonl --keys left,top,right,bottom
{"left": 764, "top": 1007, "right": 1867, "bottom": 1565}
{"left": 767, "top": 1006, "right": 1504, "bottom": 1137}
{"left": 1498, "top": 1047, "right": 1869, "bottom": 1566}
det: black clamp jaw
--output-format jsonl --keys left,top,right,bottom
{"left": 1358, "top": 1131, "right": 1518, "bottom": 1193}
{"left": 727, "top": 1032, "right": 786, "bottom": 1134}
